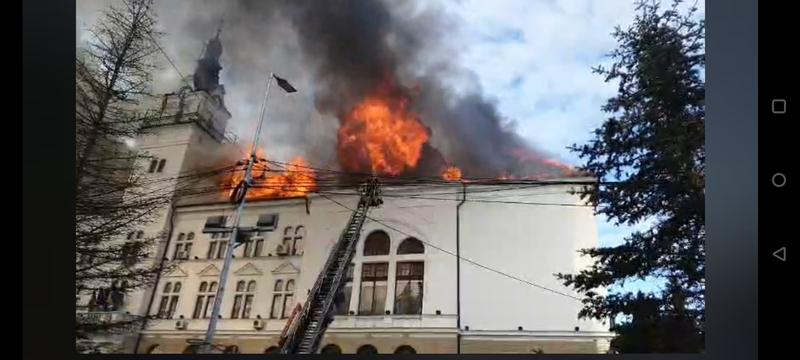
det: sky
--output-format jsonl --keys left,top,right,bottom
{"left": 76, "top": 0, "right": 704, "bottom": 296}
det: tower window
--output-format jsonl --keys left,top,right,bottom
{"left": 157, "top": 159, "right": 167, "bottom": 173}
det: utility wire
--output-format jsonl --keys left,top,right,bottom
{"left": 318, "top": 193, "right": 584, "bottom": 302}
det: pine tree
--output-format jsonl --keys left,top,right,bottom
{"left": 556, "top": 0, "right": 705, "bottom": 353}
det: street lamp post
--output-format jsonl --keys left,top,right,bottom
{"left": 200, "top": 73, "right": 296, "bottom": 353}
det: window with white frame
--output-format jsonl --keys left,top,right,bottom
{"left": 334, "top": 263, "right": 355, "bottom": 315}
{"left": 156, "top": 281, "right": 181, "bottom": 319}
{"left": 192, "top": 281, "right": 217, "bottom": 319}
{"left": 231, "top": 280, "right": 256, "bottom": 319}
{"left": 358, "top": 262, "right": 388, "bottom": 315}
{"left": 172, "top": 232, "right": 193, "bottom": 260}
{"left": 270, "top": 279, "right": 295, "bottom": 319}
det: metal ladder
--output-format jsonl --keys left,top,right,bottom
{"left": 280, "top": 179, "right": 382, "bottom": 354}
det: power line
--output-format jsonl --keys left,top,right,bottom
{"left": 317, "top": 193, "right": 584, "bottom": 302}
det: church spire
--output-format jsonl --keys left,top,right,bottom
{"left": 193, "top": 20, "right": 224, "bottom": 93}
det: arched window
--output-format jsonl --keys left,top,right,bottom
{"left": 363, "top": 230, "right": 390, "bottom": 256}
{"left": 136, "top": 231, "right": 144, "bottom": 239}
{"left": 127, "top": 232, "right": 135, "bottom": 240}
{"left": 394, "top": 345, "right": 416, "bottom": 354}
{"left": 397, "top": 238, "right": 424, "bottom": 254}
{"left": 193, "top": 281, "right": 216, "bottom": 319}
{"left": 163, "top": 283, "right": 172, "bottom": 293}
{"left": 173, "top": 282, "right": 182, "bottom": 292}
{"left": 265, "top": 346, "right": 280, "bottom": 354}
{"left": 356, "top": 345, "right": 378, "bottom": 355}
{"left": 187, "top": 232, "right": 195, "bottom": 240}
{"left": 320, "top": 344, "right": 342, "bottom": 354}
{"left": 293, "top": 226, "right": 305, "bottom": 255}
{"left": 271, "top": 279, "right": 295, "bottom": 319}
{"left": 231, "top": 280, "right": 256, "bottom": 319}
{"left": 157, "top": 159, "right": 167, "bottom": 173}
{"left": 148, "top": 159, "right": 158, "bottom": 173}
{"left": 177, "top": 233, "right": 186, "bottom": 241}
{"left": 282, "top": 227, "right": 293, "bottom": 251}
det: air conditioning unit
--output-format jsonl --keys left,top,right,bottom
{"left": 175, "top": 319, "right": 188, "bottom": 330}
{"left": 253, "top": 319, "right": 265, "bottom": 330}
{"left": 276, "top": 244, "right": 289, "bottom": 256}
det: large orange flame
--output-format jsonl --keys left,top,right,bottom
{"left": 441, "top": 166, "right": 462, "bottom": 181}
{"left": 338, "top": 87, "right": 430, "bottom": 176}
{"left": 224, "top": 148, "right": 317, "bottom": 200}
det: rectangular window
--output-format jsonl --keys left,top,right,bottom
{"left": 204, "top": 216, "right": 227, "bottom": 230}
{"left": 394, "top": 262, "right": 424, "bottom": 315}
{"left": 183, "top": 243, "right": 193, "bottom": 259}
{"left": 207, "top": 242, "right": 217, "bottom": 259}
{"left": 271, "top": 295, "right": 282, "bottom": 319}
{"left": 242, "top": 295, "right": 254, "bottom": 319}
{"left": 217, "top": 241, "right": 228, "bottom": 259}
{"left": 231, "top": 295, "right": 243, "bottom": 319}
{"left": 282, "top": 294, "right": 294, "bottom": 319}
{"left": 243, "top": 240, "right": 252, "bottom": 258}
{"left": 359, "top": 263, "right": 388, "bottom": 315}
{"left": 203, "top": 295, "right": 215, "bottom": 318}
{"left": 173, "top": 243, "right": 183, "bottom": 260}
{"left": 157, "top": 296, "right": 169, "bottom": 318}
{"left": 167, "top": 296, "right": 180, "bottom": 319}
{"left": 193, "top": 296, "right": 204, "bottom": 319}
{"left": 334, "top": 264, "right": 355, "bottom": 315}
{"left": 257, "top": 214, "right": 279, "bottom": 230}
{"left": 254, "top": 240, "right": 264, "bottom": 257}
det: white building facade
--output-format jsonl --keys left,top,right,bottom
{"left": 79, "top": 79, "right": 612, "bottom": 353}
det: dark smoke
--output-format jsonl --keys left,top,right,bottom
{"left": 156, "top": 0, "right": 575, "bottom": 179}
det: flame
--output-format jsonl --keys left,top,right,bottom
{"left": 441, "top": 166, "right": 462, "bottom": 181}
{"left": 338, "top": 85, "right": 430, "bottom": 176}
{"left": 507, "top": 147, "right": 580, "bottom": 179}
{"left": 224, "top": 149, "right": 317, "bottom": 200}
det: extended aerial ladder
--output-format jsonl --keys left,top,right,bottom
{"left": 279, "top": 178, "right": 383, "bottom": 354}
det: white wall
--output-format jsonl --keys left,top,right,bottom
{"left": 459, "top": 184, "right": 607, "bottom": 333}
{"left": 144, "top": 182, "right": 606, "bottom": 335}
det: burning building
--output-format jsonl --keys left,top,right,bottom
{"left": 77, "top": 4, "right": 613, "bottom": 353}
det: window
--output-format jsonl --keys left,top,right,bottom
{"left": 183, "top": 345, "right": 200, "bottom": 354}
{"left": 207, "top": 242, "right": 218, "bottom": 259}
{"left": 265, "top": 346, "right": 280, "bottom": 354}
{"left": 363, "top": 231, "right": 390, "bottom": 256}
{"left": 173, "top": 232, "right": 193, "bottom": 260}
{"left": 204, "top": 216, "right": 227, "bottom": 230}
{"left": 394, "top": 262, "right": 424, "bottom": 315}
{"left": 257, "top": 214, "right": 279, "bottom": 230}
{"left": 187, "top": 232, "right": 195, "bottom": 240}
{"left": 121, "top": 242, "right": 138, "bottom": 267}
{"left": 254, "top": 239, "right": 264, "bottom": 257}
{"left": 127, "top": 232, "right": 135, "bottom": 240}
{"left": 271, "top": 279, "right": 295, "bottom": 319}
{"left": 207, "top": 240, "right": 228, "bottom": 260}
{"left": 148, "top": 159, "right": 158, "bottom": 173}
{"left": 193, "top": 281, "right": 217, "bottom": 319}
{"left": 394, "top": 345, "right": 416, "bottom": 354}
{"left": 334, "top": 263, "right": 354, "bottom": 315}
{"left": 137, "top": 231, "right": 144, "bottom": 239}
{"left": 156, "top": 281, "right": 181, "bottom": 319}
{"left": 357, "top": 345, "right": 378, "bottom": 355}
{"left": 320, "top": 344, "right": 342, "bottom": 354}
{"left": 293, "top": 226, "right": 305, "bottom": 255}
{"left": 231, "top": 280, "right": 256, "bottom": 319}
{"left": 397, "top": 238, "right": 424, "bottom": 254}
{"left": 282, "top": 227, "right": 293, "bottom": 251}
{"left": 223, "top": 345, "right": 239, "bottom": 354}
{"left": 358, "top": 263, "right": 388, "bottom": 315}
{"left": 157, "top": 159, "right": 166, "bottom": 173}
